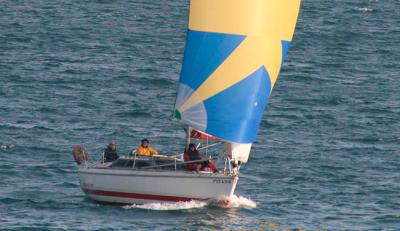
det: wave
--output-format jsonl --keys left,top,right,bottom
{"left": 355, "top": 7, "right": 375, "bottom": 13}
{"left": 218, "top": 195, "right": 257, "bottom": 209}
{"left": 0, "top": 144, "right": 15, "bottom": 149}
{"left": 0, "top": 123, "right": 53, "bottom": 131}
{"left": 123, "top": 200, "right": 207, "bottom": 211}
{"left": 123, "top": 195, "right": 256, "bottom": 211}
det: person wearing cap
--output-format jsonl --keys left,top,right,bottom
{"left": 135, "top": 138, "right": 158, "bottom": 157}
{"left": 103, "top": 140, "right": 119, "bottom": 163}
{"left": 184, "top": 143, "right": 218, "bottom": 173}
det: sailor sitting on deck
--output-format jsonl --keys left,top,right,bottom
{"left": 103, "top": 140, "right": 119, "bottom": 163}
{"left": 134, "top": 138, "right": 158, "bottom": 157}
{"left": 184, "top": 143, "right": 218, "bottom": 173}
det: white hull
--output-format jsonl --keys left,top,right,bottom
{"left": 78, "top": 167, "right": 238, "bottom": 205}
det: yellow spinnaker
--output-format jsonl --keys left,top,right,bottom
{"left": 179, "top": 0, "right": 301, "bottom": 112}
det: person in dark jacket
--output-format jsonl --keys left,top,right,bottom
{"left": 183, "top": 143, "right": 218, "bottom": 173}
{"left": 103, "top": 140, "right": 119, "bottom": 163}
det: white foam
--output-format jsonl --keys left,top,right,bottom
{"left": 0, "top": 144, "right": 15, "bottom": 149}
{"left": 357, "top": 7, "right": 374, "bottom": 13}
{"left": 216, "top": 195, "right": 257, "bottom": 209}
{"left": 123, "top": 200, "right": 207, "bottom": 211}
{"left": 123, "top": 195, "right": 256, "bottom": 211}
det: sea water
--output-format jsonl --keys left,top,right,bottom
{"left": 1, "top": 0, "right": 399, "bottom": 230}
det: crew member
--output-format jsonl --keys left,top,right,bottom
{"left": 103, "top": 140, "right": 119, "bottom": 163}
{"left": 135, "top": 138, "right": 158, "bottom": 156}
{"left": 184, "top": 143, "right": 218, "bottom": 173}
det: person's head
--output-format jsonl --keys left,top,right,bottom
{"left": 141, "top": 138, "right": 149, "bottom": 147}
{"left": 109, "top": 140, "right": 117, "bottom": 150}
{"left": 188, "top": 143, "right": 196, "bottom": 151}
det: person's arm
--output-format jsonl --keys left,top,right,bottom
{"left": 103, "top": 149, "right": 108, "bottom": 162}
{"left": 149, "top": 147, "right": 158, "bottom": 155}
{"left": 194, "top": 151, "right": 202, "bottom": 160}
{"left": 183, "top": 152, "right": 190, "bottom": 161}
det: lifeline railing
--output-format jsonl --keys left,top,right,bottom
{"left": 133, "top": 141, "right": 215, "bottom": 171}
{"left": 97, "top": 142, "right": 239, "bottom": 174}
{"left": 137, "top": 157, "right": 216, "bottom": 170}
{"left": 112, "top": 151, "right": 234, "bottom": 174}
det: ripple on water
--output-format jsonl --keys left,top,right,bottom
{"left": 1, "top": 0, "right": 400, "bottom": 230}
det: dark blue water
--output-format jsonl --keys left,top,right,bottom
{"left": 1, "top": 1, "right": 399, "bottom": 230}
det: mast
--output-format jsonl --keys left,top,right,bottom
{"left": 186, "top": 126, "right": 192, "bottom": 148}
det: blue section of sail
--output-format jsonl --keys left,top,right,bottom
{"left": 203, "top": 67, "right": 271, "bottom": 143}
{"left": 281, "top": 40, "right": 291, "bottom": 65}
{"left": 179, "top": 30, "right": 245, "bottom": 90}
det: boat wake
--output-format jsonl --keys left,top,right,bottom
{"left": 123, "top": 195, "right": 256, "bottom": 211}
{"left": 216, "top": 195, "right": 257, "bottom": 209}
{"left": 123, "top": 200, "right": 207, "bottom": 211}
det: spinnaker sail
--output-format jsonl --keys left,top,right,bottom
{"left": 173, "top": 0, "right": 301, "bottom": 161}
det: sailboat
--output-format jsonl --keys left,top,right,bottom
{"left": 74, "top": 0, "right": 301, "bottom": 205}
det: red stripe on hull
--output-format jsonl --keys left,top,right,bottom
{"left": 83, "top": 188, "right": 204, "bottom": 202}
